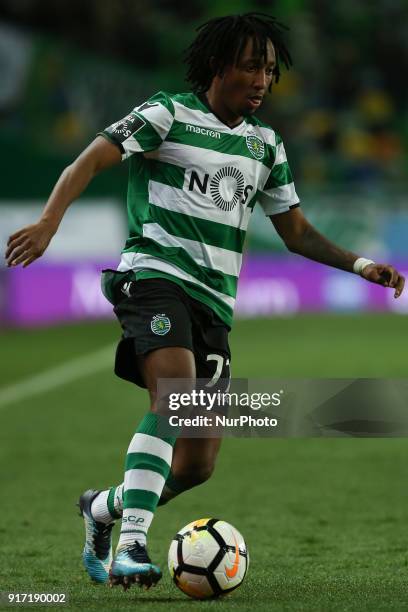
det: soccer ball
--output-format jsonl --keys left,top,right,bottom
{"left": 168, "top": 518, "right": 249, "bottom": 599}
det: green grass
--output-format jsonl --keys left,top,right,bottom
{"left": 1, "top": 314, "right": 408, "bottom": 610}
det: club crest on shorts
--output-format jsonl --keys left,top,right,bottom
{"left": 246, "top": 134, "right": 265, "bottom": 160}
{"left": 151, "top": 314, "right": 171, "bottom": 336}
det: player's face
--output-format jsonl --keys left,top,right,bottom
{"left": 220, "top": 37, "right": 276, "bottom": 117}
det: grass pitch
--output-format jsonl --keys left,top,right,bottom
{"left": 1, "top": 313, "right": 408, "bottom": 611}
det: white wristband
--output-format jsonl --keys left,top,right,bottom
{"left": 353, "top": 257, "right": 375, "bottom": 276}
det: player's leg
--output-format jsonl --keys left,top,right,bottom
{"left": 84, "top": 436, "right": 221, "bottom": 525}
{"left": 109, "top": 345, "right": 195, "bottom": 589}
{"left": 92, "top": 311, "right": 231, "bottom": 514}
{"left": 86, "top": 436, "right": 220, "bottom": 531}
{"left": 158, "top": 332, "right": 230, "bottom": 504}
{"left": 79, "top": 277, "right": 194, "bottom": 586}
{"left": 159, "top": 437, "right": 222, "bottom": 505}
{"left": 151, "top": 320, "right": 230, "bottom": 506}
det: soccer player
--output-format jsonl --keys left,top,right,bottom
{"left": 5, "top": 13, "right": 405, "bottom": 590}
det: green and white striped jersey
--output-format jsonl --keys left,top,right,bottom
{"left": 101, "top": 90, "right": 299, "bottom": 327}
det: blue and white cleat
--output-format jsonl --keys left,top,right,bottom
{"left": 109, "top": 541, "right": 162, "bottom": 590}
{"left": 78, "top": 489, "right": 114, "bottom": 584}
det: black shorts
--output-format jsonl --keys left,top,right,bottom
{"left": 108, "top": 275, "right": 231, "bottom": 389}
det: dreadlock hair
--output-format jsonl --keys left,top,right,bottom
{"left": 183, "top": 12, "right": 292, "bottom": 94}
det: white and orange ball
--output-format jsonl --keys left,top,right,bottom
{"left": 168, "top": 518, "right": 249, "bottom": 599}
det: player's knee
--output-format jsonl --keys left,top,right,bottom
{"left": 174, "top": 462, "right": 214, "bottom": 488}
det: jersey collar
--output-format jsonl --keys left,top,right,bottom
{"left": 196, "top": 92, "right": 247, "bottom": 132}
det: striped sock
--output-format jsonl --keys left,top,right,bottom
{"left": 118, "top": 412, "right": 177, "bottom": 548}
{"left": 91, "top": 470, "right": 187, "bottom": 520}
{"left": 91, "top": 484, "right": 123, "bottom": 524}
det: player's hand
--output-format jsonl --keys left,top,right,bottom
{"left": 5, "top": 219, "right": 56, "bottom": 268}
{"left": 361, "top": 263, "right": 405, "bottom": 298}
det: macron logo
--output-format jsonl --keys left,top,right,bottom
{"left": 186, "top": 124, "right": 221, "bottom": 139}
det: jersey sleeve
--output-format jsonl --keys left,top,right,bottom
{"left": 257, "top": 134, "right": 300, "bottom": 216}
{"left": 98, "top": 91, "right": 175, "bottom": 160}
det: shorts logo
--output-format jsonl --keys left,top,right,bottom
{"left": 246, "top": 134, "right": 265, "bottom": 160}
{"left": 151, "top": 314, "right": 171, "bottom": 336}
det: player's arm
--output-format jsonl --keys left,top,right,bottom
{"left": 5, "top": 136, "right": 121, "bottom": 268}
{"left": 271, "top": 206, "right": 405, "bottom": 298}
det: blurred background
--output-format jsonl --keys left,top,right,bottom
{"left": 1, "top": 0, "right": 408, "bottom": 326}
{"left": 2, "top": 5, "right": 408, "bottom": 605}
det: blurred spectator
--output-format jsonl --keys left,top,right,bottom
{"left": 0, "top": 0, "right": 406, "bottom": 189}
